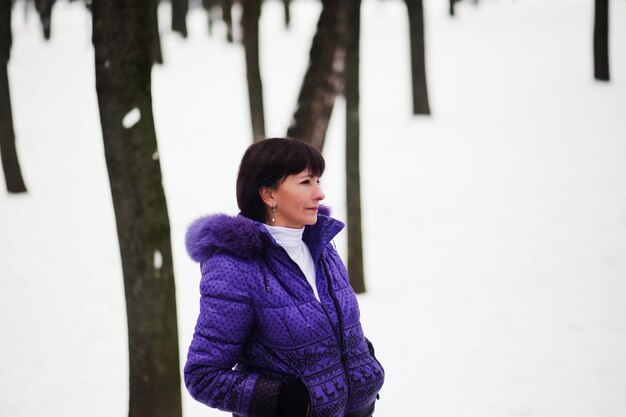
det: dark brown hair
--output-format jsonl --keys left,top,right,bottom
{"left": 236, "top": 138, "right": 325, "bottom": 222}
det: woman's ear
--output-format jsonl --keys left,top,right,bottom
{"left": 259, "top": 186, "right": 274, "bottom": 207}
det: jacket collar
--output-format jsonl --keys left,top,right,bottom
{"left": 185, "top": 205, "right": 343, "bottom": 263}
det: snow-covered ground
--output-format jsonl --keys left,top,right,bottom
{"left": 1, "top": 0, "right": 626, "bottom": 416}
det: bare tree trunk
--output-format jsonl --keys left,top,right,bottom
{"left": 35, "top": 0, "right": 55, "bottom": 40}
{"left": 282, "top": 0, "right": 291, "bottom": 28}
{"left": 0, "top": 68, "right": 26, "bottom": 194}
{"left": 406, "top": 0, "right": 430, "bottom": 115}
{"left": 151, "top": 0, "right": 163, "bottom": 64}
{"left": 345, "top": 0, "right": 365, "bottom": 294}
{"left": 92, "top": 1, "right": 182, "bottom": 417}
{"left": 1, "top": 0, "right": 27, "bottom": 193}
{"left": 203, "top": 0, "right": 218, "bottom": 35}
{"left": 449, "top": 0, "right": 458, "bottom": 17}
{"left": 242, "top": 0, "right": 265, "bottom": 142}
{"left": 593, "top": 0, "right": 609, "bottom": 81}
{"left": 222, "top": 0, "right": 234, "bottom": 43}
{"left": 287, "top": 0, "right": 348, "bottom": 151}
{"left": 172, "top": 0, "right": 188, "bottom": 38}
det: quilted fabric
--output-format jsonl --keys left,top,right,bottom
{"left": 184, "top": 208, "right": 385, "bottom": 417}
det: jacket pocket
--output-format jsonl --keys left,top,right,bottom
{"left": 348, "top": 340, "right": 385, "bottom": 409}
{"left": 365, "top": 337, "right": 385, "bottom": 382}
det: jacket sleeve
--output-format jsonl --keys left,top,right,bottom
{"left": 184, "top": 255, "right": 282, "bottom": 417}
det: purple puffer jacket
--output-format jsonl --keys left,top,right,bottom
{"left": 184, "top": 207, "right": 384, "bottom": 417}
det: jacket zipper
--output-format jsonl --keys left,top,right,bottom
{"left": 321, "top": 258, "right": 352, "bottom": 415}
{"left": 270, "top": 246, "right": 352, "bottom": 414}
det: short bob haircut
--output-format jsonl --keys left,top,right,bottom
{"left": 236, "top": 137, "right": 325, "bottom": 223}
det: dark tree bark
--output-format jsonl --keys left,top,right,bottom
{"left": 203, "top": 0, "right": 218, "bottom": 35}
{"left": 282, "top": 0, "right": 291, "bottom": 28}
{"left": 92, "top": 2, "right": 182, "bottom": 417}
{"left": 171, "top": 0, "right": 188, "bottom": 38}
{"left": 1, "top": 0, "right": 27, "bottom": 193}
{"left": 287, "top": 0, "right": 348, "bottom": 151}
{"left": 151, "top": 0, "right": 163, "bottom": 64}
{"left": 345, "top": 0, "right": 365, "bottom": 294}
{"left": 405, "top": 0, "right": 430, "bottom": 115}
{"left": 34, "top": 0, "right": 55, "bottom": 40}
{"left": 0, "top": 67, "right": 26, "bottom": 194}
{"left": 242, "top": 0, "right": 265, "bottom": 142}
{"left": 222, "top": 0, "right": 234, "bottom": 43}
{"left": 0, "top": 3, "right": 10, "bottom": 69}
{"left": 593, "top": 0, "right": 609, "bottom": 81}
{"left": 449, "top": 0, "right": 458, "bottom": 17}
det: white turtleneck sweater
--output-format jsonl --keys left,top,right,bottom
{"left": 263, "top": 224, "right": 320, "bottom": 301}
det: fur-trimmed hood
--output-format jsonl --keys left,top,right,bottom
{"left": 185, "top": 205, "right": 343, "bottom": 263}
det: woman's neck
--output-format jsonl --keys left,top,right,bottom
{"left": 264, "top": 224, "right": 304, "bottom": 249}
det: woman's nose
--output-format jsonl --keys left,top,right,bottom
{"left": 315, "top": 184, "right": 325, "bottom": 201}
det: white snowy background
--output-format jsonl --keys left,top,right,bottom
{"left": 1, "top": 0, "right": 625, "bottom": 416}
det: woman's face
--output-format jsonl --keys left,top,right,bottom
{"left": 264, "top": 169, "right": 325, "bottom": 228}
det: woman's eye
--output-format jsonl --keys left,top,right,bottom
{"left": 301, "top": 180, "right": 310, "bottom": 184}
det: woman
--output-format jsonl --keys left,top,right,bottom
{"left": 184, "top": 138, "right": 384, "bottom": 417}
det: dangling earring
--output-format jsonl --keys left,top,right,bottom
{"left": 271, "top": 203, "right": 276, "bottom": 223}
